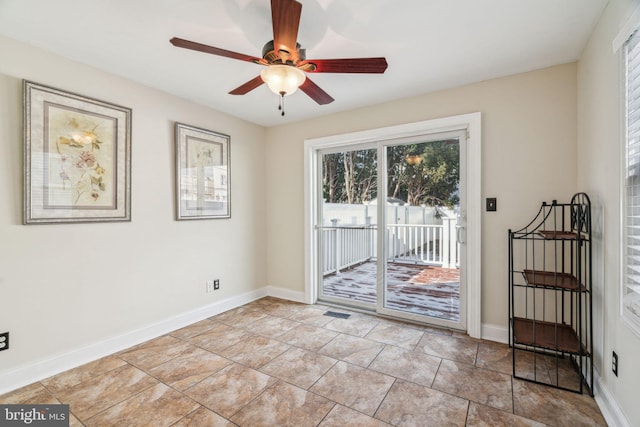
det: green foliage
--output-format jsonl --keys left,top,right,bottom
{"left": 323, "top": 139, "right": 459, "bottom": 207}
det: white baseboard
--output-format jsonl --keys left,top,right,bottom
{"left": 265, "top": 285, "right": 306, "bottom": 303}
{"left": 0, "top": 288, "right": 266, "bottom": 395}
{"left": 481, "top": 323, "right": 509, "bottom": 344}
{"left": 594, "top": 371, "right": 632, "bottom": 427}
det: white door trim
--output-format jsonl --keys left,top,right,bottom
{"left": 304, "top": 112, "right": 482, "bottom": 338}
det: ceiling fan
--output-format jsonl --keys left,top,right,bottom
{"left": 170, "top": 0, "right": 388, "bottom": 115}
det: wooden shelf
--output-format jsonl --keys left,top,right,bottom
{"left": 537, "top": 230, "right": 584, "bottom": 240}
{"left": 522, "top": 270, "right": 584, "bottom": 291}
{"left": 513, "top": 317, "right": 587, "bottom": 355}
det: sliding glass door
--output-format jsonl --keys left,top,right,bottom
{"left": 315, "top": 130, "right": 467, "bottom": 331}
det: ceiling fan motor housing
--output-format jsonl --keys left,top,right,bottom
{"left": 262, "top": 40, "right": 307, "bottom": 65}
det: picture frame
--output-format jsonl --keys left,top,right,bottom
{"left": 175, "top": 123, "right": 230, "bottom": 220}
{"left": 23, "top": 80, "right": 132, "bottom": 224}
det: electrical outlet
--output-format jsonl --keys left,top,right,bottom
{"left": 612, "top": 351, "right": 618, "bottom": 377}
{"left": 214, "top": 279, "right": 220, "bottom": 290}
{"left": 0, "top": 332, "right": 9, "bottom": 352}
{"left": 205, "top": 280, "right": 214, "bottom": 293}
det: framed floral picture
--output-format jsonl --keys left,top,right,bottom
{"left": 175, "top": 123, "right": 230, "bottom": 220}
{"left": 23, "top": 81, "right": 132, "bottom": 224}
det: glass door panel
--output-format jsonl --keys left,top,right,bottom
{"left": 379, "top": 134, "right": 466, "bottom": 329}
{"left": 318, "top": 146, "right": 378, "bottom": 310}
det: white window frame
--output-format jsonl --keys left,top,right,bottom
{"left": 617, "top": 5, "right": 640, "bottom": 337}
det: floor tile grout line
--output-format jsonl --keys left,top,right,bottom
{"left": 364, "top": 343, "right": 388, "bottom": 370}
{"left": 371, "top": 377, "right": 398, "bottom": 424}
{"left": 510, "top": 375, "right": 515, "bottom": 416}
{"left": 167, "top": 404, "right": 204, "bottom": 427}
{"left": 37, "top": 381, "right": 85, "bottom": 425}
{"left": 224, "top": 377, "right": 283, "bottom": 422}
{"left": 463, "top": 399, "right": 472, "bottom": 427}
{"left": 313, "top": 401, "right": 338, "bottom": 427}
{"left": 74, "top": 372, "right": 160, "bottom": 425}
{"left": 430, "top": 356, "right": 444, "bottom": 389}
{"left": 289, "top": 356, "right": 339, "bottom": 392}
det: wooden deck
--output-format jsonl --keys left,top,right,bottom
{"left": 322, "top": 261, "right": 460, "bottom": 321}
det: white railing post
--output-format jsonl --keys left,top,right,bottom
{"left": 442, "top": 219, "right": 451, "bottom": 268}
{"left": 372, "top": 225, "right": 377, "bottom": 258}
{"left": 331, "top": 219, "right": 340, "bottom": 274}
{"left": 443, "top": 218, "right": 458, "bottom": 269}
{"left": 439, "top": 226, "right": 442, "bottom": 264}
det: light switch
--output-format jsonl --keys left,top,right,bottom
{"left": 486, "top": 197, "right": 497, "bottom": 212}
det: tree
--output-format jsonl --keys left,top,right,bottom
{"left": 343, "top": 151, "right": 356, "bottom": 204}
{"left": 322, "top": 139, "right": 458, "bottom": 207}
{"left": 323, "top": 153, "right": 341, "bottom": 203}
{"left": 323, "top": 149, "right": 377, "bottom": 203}
{"left": 386, "top": 140, "right": 459, "bottom": 207}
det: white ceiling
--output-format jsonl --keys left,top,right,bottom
{"left": 0, "top": 0, "right": 607, "bottom": 127}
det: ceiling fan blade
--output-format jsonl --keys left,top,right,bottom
{"left": 303, "top": 57, "right": 388, "bottom": 74}
{"left": 299, "top": 77, "right": 334, "bottom": 105}
{"left": 271, "top": 0, "right": 302, "bottom": 61}
{"left": 229, "top": 76, "right": 265, "bottom": 95}
{"left": 170, "top": 37, "right": 264, "bottom": 64}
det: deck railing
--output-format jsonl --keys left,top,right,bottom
{"left": 321, "top": 218, "right": 459, "bottom": 275}
{"left": 321, "top": 225, "right": 375, "bottom": 275}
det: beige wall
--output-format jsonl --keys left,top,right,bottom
{"left": 0, "top": 35, "right": 267, "bottom": 384}
{"left": 578, "top": 0, "right": 640, "bottom": 424}
{"left": 265, "top": 63, "right": 578, "bottom": 329}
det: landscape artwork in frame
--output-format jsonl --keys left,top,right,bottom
{"left": 175, "top": 123, "right": 230, "bottom": 220}
{"left": 23, "top": 81, "right": 131, "bottom": 224}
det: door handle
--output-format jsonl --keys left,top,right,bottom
{"left": 456, "top": 226, "right": 465, "bottom": 244}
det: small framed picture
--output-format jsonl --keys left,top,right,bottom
{"left": 175, "top": 123, "right": 230, "bottom": 220}
{"left": 23, "top": 81, "right": 132, "bottom": 224}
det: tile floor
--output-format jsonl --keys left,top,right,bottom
{"left": 0, "top": 297, "right": 607, "bottom": 426}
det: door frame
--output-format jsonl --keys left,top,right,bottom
{"left": 304, "top": 112, "right": 482, "bottom": 338}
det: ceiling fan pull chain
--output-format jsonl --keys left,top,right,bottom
{"left": 279, "top": 91, "right": 286, "bottom": 116}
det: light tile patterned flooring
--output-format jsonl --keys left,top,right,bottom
{"left": 1, "top": 297, "right": 606, "bottom": 426}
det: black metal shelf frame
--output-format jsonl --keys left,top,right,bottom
{"left": 508, "top": 193, "right": 593, "bottom": 395}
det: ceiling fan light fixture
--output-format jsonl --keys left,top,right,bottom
{"left": 260, "top": 65, "right": 306, "bottom": 96}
